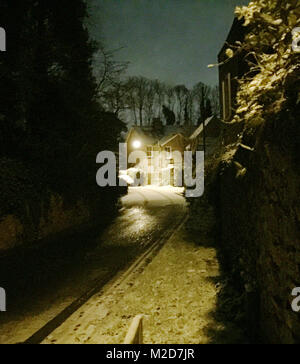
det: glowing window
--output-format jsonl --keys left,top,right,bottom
{"left": 133, "top": 140, "right": 141, "bottom": 149}
{"left": 165, "top": 147, "right": 172, "bottom": 159}
{"left": 147, "top": 146, "right": 153, "bottom": 158}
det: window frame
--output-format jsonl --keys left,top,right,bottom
{"left": 147, "top": 145, "right": 154, "bottom": 159}
{"left": 165, "top": 146, "right": 172, "bottom": 160}
{"left": 222, "top": 72, "right": 232, "bottom": 120}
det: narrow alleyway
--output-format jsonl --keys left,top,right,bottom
{"left": 40, "top": 188, "right": 245, "bottom": 344}
{"left": 0, "top": 187, "right": 247, "bottom": 344}
{"left": 42, "top": 224, "right": 222, "bottom": 344}
{"left": 0, "top": 187, "right": 187, "bottom": 344}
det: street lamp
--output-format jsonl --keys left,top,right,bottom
{"left": 133, "top": 140, "right": 141, "bottom": 149}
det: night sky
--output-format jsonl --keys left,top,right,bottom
{"left": 88, "top": 0, "right": 250, "bottom": 87}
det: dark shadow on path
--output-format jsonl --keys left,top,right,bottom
{"left": 185, "top": 196, "right": 250, "bottom": 344}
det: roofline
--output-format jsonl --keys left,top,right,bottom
{"left": 125, "top": 127, "right": 136, "bottom": 143}
{"left": 189, "top": 115, "right": 218, "bottom": 139}
{"left": 160, "top": 133, "right": 184, "bottom": 147}
{"left": 218, "top": 17, "right": 245, "bottom": 60}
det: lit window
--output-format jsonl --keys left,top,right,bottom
{"left": 147, "top": 146, "right": 153, "bottom": 158}
{"left": 165, "top": 147, "right": 172, "bottom": 159}
{"left": 133, "top": 140, "right": 141, "bottom": 149}
{"left": 222, "top": 73, "right": 232, "bottom": 120}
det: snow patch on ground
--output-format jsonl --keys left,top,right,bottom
{"left": 42, "top": 226, "right": 225, "bottom": 344}
{"left": 121, "top": 186, "right": 186, "bottom": 208}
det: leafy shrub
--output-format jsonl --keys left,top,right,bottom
{"left": 231, "top": 0, "right": 300, "bottom": 125}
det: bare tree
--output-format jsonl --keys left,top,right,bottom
{"left": 165, "top": 86, "right": 176, "bottom": 114}
{"left": 174, "top": 85, "right": 188, "bottom": 124}
{"left": 124, "top": 77, "right": 139, "bottom": 125}
{"left": 136, "top": 77, "right": 149, "bottom": 126}
{"left": 185, "top": 89, "right": 194, "bottom": 125}
{"left": 115, "top": 76, "right": 217, "bottom": 127}
{"left": 103, "top": 81, "right": 129, "bottom": 117}
{"left": 144, "top": 79, "right": 156, "bottom": 125}
{"left": 192, "top": 82, "right": 211, "bottom": 124}
{"left": 124, "top": 76, "right": 148, "bottom": 126}
{"left": 93, "top": 45, "right": 129, "bottom": 99}
{"left": 153, "top": 80, "right": 166, "bottom": 119}
{"left": 210, "top": 85, "right": 220, "bottom": 117}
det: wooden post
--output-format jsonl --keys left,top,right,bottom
{"left": 0, "top": 27, "right": 6, "bottom": 52}
{"left": 0, "top": 287, "right": 6, "bottom": 312}
{"left": 124, "top": 315, "right": 143, "bottom": 344}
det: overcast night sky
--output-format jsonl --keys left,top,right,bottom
{"left": 88, "top": 0, "right": 250, "bottom": 87}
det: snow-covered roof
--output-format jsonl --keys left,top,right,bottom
{"left": 126, "top": 126, "right": 157, "bottom": 145}
{"left": 126, "top": 125, "right": 196, "bottom": 149}
{"left": 189, "top": 116, "right": 215, "bottom": 140}
{"left": 159, "top": 133, "right": 185, "bottom": 147}
{"left": 159, "top": 134, "right": 177, "bottom": 146}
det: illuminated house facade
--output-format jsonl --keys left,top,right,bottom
{"left": 125, "top": 126, "right": 188, "bottom": 186}
{"left": 125, "top": 117, "right": 221, "bottom": 186}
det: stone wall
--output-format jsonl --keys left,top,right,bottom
{"left": 0, "top": 193, "right": 91, "bottom": 253}
{"left": 214, "top": 117, "right": 300, "bottom": 343}
{"left": 0, "top": 157, "right": 125, "bottom": 254}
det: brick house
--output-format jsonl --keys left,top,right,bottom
{"left": 218, "top": 18, "right": 248, "bottom": 122}
{"left": 188, "top": 115, "right": 221, "bottom": 156}
{"left": 125, "top": 126, "right": 188, "bottom": 186}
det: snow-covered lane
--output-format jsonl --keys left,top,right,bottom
{"left": 121, "top": 186, "right": 186, "bottom": 208}
{"left": 0, "top": 187, "right": 187, "bottom": 344}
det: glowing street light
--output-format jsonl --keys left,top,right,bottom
{"left": 133, "top": 140, "right": 141, "bottom": 149}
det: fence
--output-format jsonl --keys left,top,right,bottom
{"left": 0, "top": 287, "right": 6, "bottom": 312}
{"left": 124, "top": 315, "right": 143, "bottom": 344}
